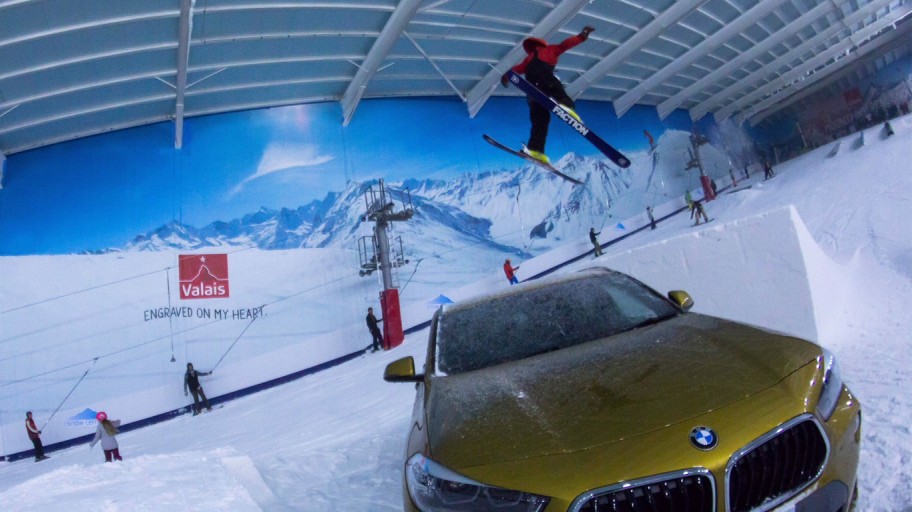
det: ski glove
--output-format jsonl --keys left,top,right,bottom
{"left": 579, "top": 26, "right": 595, "bottom": 39}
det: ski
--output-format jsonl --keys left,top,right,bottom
{"left": 504, "top": 70, "right": 631, "bottom": 168}
{"left": 483, "top": 134, "right": 584, "bottom": 185}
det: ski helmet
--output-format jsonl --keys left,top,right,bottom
{"left": 96, "top": 411, "right": 107, "bottom": 421}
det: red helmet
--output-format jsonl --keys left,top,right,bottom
{"left": 96, "top": 411, "right": 107, "bottom": 421}
{"left": 522, "top": 37, "right": 547, "bottom": 53}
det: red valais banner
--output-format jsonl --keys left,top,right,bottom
{"left": 178, "top": 254, "right": 230, "bottom": 299}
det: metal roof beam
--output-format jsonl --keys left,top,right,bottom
{"left": 0, "top": 93, "right": 174, "bottom": 136}
{"left": 656, "top": 0, "right": 838, "bottom": 120}
{"left": 565, "top": 0, "right": 706, "bottom": 102}
{"left": 173, "top": 0, "right": 193, "bottom": 149}
{"left": 340, "top": 0, "right": 422, "bottom": 126}
{"left": 0, "top": 10, "right": 177, "bottom": 49}
{"left": 717, "top": 4, "right": 911, "bottom": 122}
{"left": 745, "top": 21, "right": 912, "bottom": 125}
{"left": 0, "top": 70, "right": 175, "bottom": 111}
{"left": 0, "top": 42, "right": 176, "bottom": 82}
{"left": 4, "top": 115, "right": 175, "bottom": 155}
{"left": 695, "top": 0, "right": 898, "bottom": 121}
{"left": 464, "top": 0, "right": 591, "bottom": 118}
{"left": 404, "top": 32, "right": 465, "bottom": 101}
{"left": 613, "top": 0, "right": 790, "bottom": 117}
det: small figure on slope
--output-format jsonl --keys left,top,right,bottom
{"left": 366, "top": 307, "right": 384, "bottom": 352}
{"left": 589, "top": 228, "right": 603, "bottom": 258}
{"left": 501, "top": 26, "right": 595, "bottom": 164}
{"left": 184, "top": 363, "right": 212, "bottom": 415}
{"left": 691, "top": 201, "right": 710, "bottom": 226}
{"left": 25, "top": 411, "right": 49, "bottom": 462}
{"left": 89, "top": 412, "right": 122, "bottom": 462}
{"left": 503, "top": 258, "right": 520, "bottom": 285}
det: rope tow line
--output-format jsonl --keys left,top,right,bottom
{"left": 40, "top": 357, "right": 98, "bottom": 430}
{"left": 211, "top": 312, "right": 261, "bottom": 372}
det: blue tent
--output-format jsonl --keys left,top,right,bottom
{"left": 427, "top": 294, "right": 454, "bottom": 309}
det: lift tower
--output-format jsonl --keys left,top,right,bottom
{"left": 686, "top": 131, "right": 716, "bottom": 201}
{"left": 358, "top": 179, "right": 413, "bottom": 349}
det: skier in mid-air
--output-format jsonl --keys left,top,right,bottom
{"left": 501, "top": 26, "right": 595, "bottom": 165}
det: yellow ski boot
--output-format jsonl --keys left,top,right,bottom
{"left": 521, "top": 145, "right": 551, "bottom": 164}
{"left": 560, "top": 104, "right": 582, "bottom": 123}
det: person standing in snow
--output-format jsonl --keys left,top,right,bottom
{"left": 184, "top": 363, "right": 212, "bottom": 415}
{"left": 763, "top": 160, "right": 775, "bottom": 180}
{"left": 89, "top": 411, "right": 122, "bottom": 462}
{"left": 646, "top": 206, "right": 657, "bottom": 230}
{"left": 503, "top": 259, "right": 520, "bottom": 285}
{"left": 25, "top": 411, "right": 48, "bottom": 462}
{"left": 501, "top": 26, "right": 595, "bottom": 164}
{"left": 691, "top": 201, "right": 710, "bottom": 226}
{"left": 366, "top": 307, "right": 384, "bottom": 352}
{"left": 589, "top": 228, "right": 603, "bottom": 257}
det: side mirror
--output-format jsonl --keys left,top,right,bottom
{"left": 667, "top": 290, "right": 694, "bottom": 311}
{"left": 384, "top": 356, "right": 424, "bottom": 383}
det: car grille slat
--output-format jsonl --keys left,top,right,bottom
{"left": 577, "top": 474, "right": 714, "bottom": 512}
{"left": 729, "top": 418, "right": 828, "bottom": 512}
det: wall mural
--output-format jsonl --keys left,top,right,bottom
{"left": 0, "top": 97, "right": 737, "bottom": 457}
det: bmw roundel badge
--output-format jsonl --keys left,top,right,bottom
{"left": 690, "top": 426, "right": 718, "bottom": 451}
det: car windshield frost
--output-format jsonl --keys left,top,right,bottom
{"left": 436, "top": 271, "right": 679, "bottom": 375}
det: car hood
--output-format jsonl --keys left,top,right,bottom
{"left": 426, "top": 313, "right": 821, "bottom": 469}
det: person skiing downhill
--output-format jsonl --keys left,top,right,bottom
{"left": 502, "top": 26, "right": 595, "bottom": 164}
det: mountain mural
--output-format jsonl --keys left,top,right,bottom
{"left": 94, "top": 130, "right": 733, "bottom": 260}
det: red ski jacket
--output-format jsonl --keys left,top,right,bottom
{"left": 26, "top": 417, "right": 40, "bottom": 440}
{"left": 511, "top": 34, "right": 587, "bottom": 74}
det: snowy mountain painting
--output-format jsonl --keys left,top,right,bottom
{"left": 102, "top": 130, "right": 732, "bottom": 260}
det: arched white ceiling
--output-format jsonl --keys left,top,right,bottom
{"left": 0, "top": 0, "right": 909, "bottom": 154}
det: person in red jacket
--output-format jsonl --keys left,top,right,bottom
{"left": 25, "top": 411, "right": 48, "bottom": 462}
{"left": 503, "top": 258, "right": 520, "bottom": 285}
{"left": 502, "top": 26, "right": 595, "bottom": 164}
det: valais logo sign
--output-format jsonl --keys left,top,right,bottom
{"left": 179, "top": 254, "right": 229, "bottom": 299}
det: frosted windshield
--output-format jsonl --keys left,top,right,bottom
{"left": 436, "top": 272, "right": 678, "bottom": 375}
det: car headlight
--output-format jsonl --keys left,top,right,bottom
{"left": 816, "top": 350, "right": 843, "bottom": 421}
{"left": 405, "top": 453, "right": 550, "bottom": 512}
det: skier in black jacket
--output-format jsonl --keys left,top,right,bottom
{"left": 366, "top": 307, "right": 384, "bottom": 352}
{"left": 589, "top": 227, "right": 603, "bottom": 257}
{"left": 184, "top": 363, "right": 212, "bottom": 415}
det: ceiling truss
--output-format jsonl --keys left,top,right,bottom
{"left": 0, "top": 0, "right": 908, "bottom": 155}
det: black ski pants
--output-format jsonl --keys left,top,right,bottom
{"left": 525, "top": 61, "right": 575, "bottom": 153}
{"left": 31, "top": 438, "right": 44, "bottom": 459}
{"left": 190, "top": 386, "right": 211, "bottom": 414}
{"left": 370, "top": 328, "right": 384, "bottom": 351}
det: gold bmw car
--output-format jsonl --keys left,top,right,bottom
{"left": 385, "top": 268, "right": 861, "bottom": 512}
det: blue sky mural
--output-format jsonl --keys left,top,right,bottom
{"left": 0, "top": 97, "right": 696, "bottom": 255}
